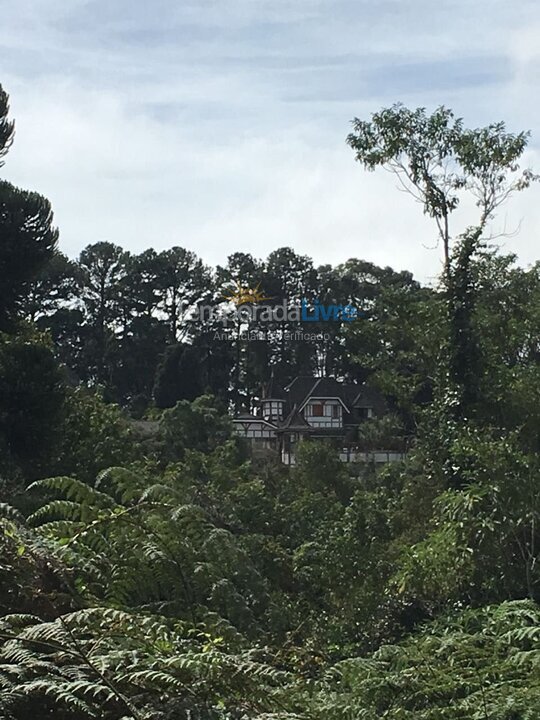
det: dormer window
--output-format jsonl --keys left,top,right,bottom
{"left": 312, "top": 403, "right": 324, "bottom": 417}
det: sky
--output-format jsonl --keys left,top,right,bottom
{"left": 1, "top": 0, "right": 539, "bottom": 284}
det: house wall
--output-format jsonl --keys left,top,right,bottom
{"left": 261, "top": 400, "right": 284, "bottom": 421}
{"left": 338, "top": 450, "right": 405, "bottom": 463}
{"left": 282, "top": 450, "right": 295, "bottom": 465}
{"left": 303, "top": 400, "right": 343, "bottom": 428}
{"left": 283, "top": 448, "right": 404, "bottom": 466}
{"left": 233, "top": 422, "right": 277, "bottom": 440}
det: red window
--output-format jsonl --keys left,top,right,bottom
{"left": 312, "top": 403, "right": 324, "bottom": 417}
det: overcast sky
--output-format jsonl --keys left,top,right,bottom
{"left": 1, "top": 0, "right": 539, "bottom": 283}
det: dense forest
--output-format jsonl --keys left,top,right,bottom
{"left": 2, "top": 81, "right": 540, "bottom": 719}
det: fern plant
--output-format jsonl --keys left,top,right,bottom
{"left": 1, "top": 494, "right": 303, "bottom": 719}
{"left": 0, "top": 607, "right": 298, "bottom": 719}
{"left": 299, "top": 600, "right": 540, "bottom": 720}
{"left": 27, "top": 469, "right": 271, "bottom": 634}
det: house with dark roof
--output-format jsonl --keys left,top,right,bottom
{"left": 232, "top": 375, "right": 404, "bottom": 465}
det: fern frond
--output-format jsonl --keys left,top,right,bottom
{"left": 0, "top": 504, "right": 24, "bottom": 524}
{"left": 95, "top": 467, "right": 144, "bottom": 505}
{"left": 28, "top": 477, "right": 116, "bottom": 508}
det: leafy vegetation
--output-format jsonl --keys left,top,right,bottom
{"left": 1, "top": 83, "right": 540, "bottom": 718}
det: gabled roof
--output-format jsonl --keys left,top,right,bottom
{"left": 310, "top": 377, "right": 342, "bottom": 397}
{"left": 286, "top": 376, "right": 358, "bottom": 412}
{"left": 234, "top": 375, "right": 388, "bottom": 427}
{"left": 352, "top": 385, "right": 387, "bottom": 415}
{"left": 342, "top": 383, "right": 363, "bottom": 407}
{"left": 234, "top": 411, "right": 258, "bottom": 420}
{"left": 305, "top": 378, "right": 350, "bottom": 409}
{"left": 280, "top": 404, "right": 312, "bottom": 431}
{"left": 284, "top": 375, "right": 319, "bottom": 406}
{"left": 263, "top": 375, "right": 287, "bottom": 400}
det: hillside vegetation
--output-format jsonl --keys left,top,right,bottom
{"left": 2, "top": 84, "right": 540, "bottom": 718}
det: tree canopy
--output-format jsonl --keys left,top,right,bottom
{"left": 347, "top": 104, "right": 537, "bottom": 266}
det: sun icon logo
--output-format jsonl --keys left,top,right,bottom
{"left": 223, "top": 281, "right": 272, "bottom": 306}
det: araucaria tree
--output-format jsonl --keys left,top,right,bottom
{"left": 0, "top": 84, "right": 59, "bottom": 327}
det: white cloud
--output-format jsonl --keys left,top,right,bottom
{"left": 1, "top": 0, "right": 539, "bottom": 284}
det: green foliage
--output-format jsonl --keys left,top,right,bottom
{"left": 0, "top": 330, "right": 66, "bottom": 482}
{"left": 2, "top": 87, "right": 540, "bottom": 720}
{"left": 387, "top": 421, "right": 540, "bottom": 622}
{"left": 23, "top": 250, "right": 81, "bottom": 323}
{"left": 293, "top": 441, "right": 350, "bottom": 497}
{"left": 27, "top": 468, "right": 272, "bottom": 634}
{"left": 0, "top": 607, "right": 296, "bottom": 720}
{"left": 303, "top": 601, "right": 540, "bottom": 719}
{"left": 0, "top": 83, "right": 15, "bottom": 166}
{"left": 347, "top": 104, "right": 537, "bottom": 264}
{"left": 0, "top": 180, "right": 58, "bottom": 328}
{"left": 344, "top": 280, "right": 444, "bottom": 421}
{"left": 154, "top": 343, "right": 213, "bottom": 407}
{"left": 0, "top": 85, "right": 58, "bottom": 326}
{"left": 446, "top": 229, "right": 484, "bottom": 418}
{"left": 159, "top": 395, "right": 234, "bottom": 461}
{"left": 51, "top": 390, "right": 137, "bottom": 483}
{"left": 0, "top": 502, "right": 75, "bottom": 617}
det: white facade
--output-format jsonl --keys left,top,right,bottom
{"left": 232, "top": 380, "right": 402, "bottom": 466}
{"left": 234, "top": 420, "right": 277, "bottom": 440}
{"left": 302, "top": 399, "right": 343, "bottom": 428}
{"left": 338, "top": 450, "right": 405, "bottom": 463}
{"left": 261, "top": 399, "right": 285, "bottom": 422}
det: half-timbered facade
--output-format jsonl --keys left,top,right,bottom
{"left": 232, "top": 375, "right": 402, "bottom": 465}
